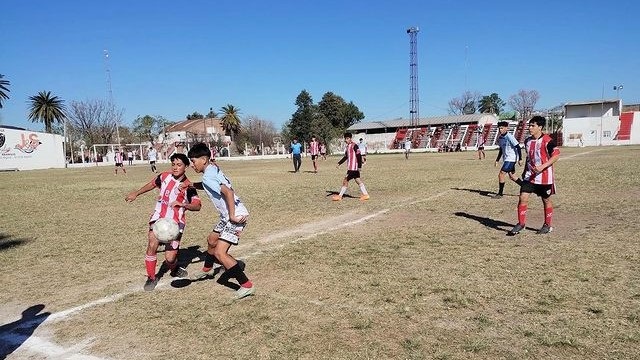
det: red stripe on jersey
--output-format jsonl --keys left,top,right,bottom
{"left": 309, "top": 141, "right": 319, "bottom": 155}
{"left": 523, "top": 134, "right": 559, "bottom": 185}
{"left": 345, "top": 143, "right": 359, "bottom": 170}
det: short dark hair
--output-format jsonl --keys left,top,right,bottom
{"left": 170, "top": 152, "right": 190, "bottom": 166}
{"left": 187, "top": 142, "right": 211, "bottom": 159}
{"left": 529, "top": 116, "right": 546, "bottom": 128}
{"left": 497, "top": 121, "right": 509, "bottom": 127}
{"left": 344, "top": 132, "right": 353, "bottom": 139}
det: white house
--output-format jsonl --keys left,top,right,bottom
{"left": 562, "top": 100, "right": 639, "bottom": 147}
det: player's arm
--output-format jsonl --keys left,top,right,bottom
{"left": 534, "top": 141, "right": 560, "bottom": 173}
{"left": 495, "top": 148, "right": 503, "bottom": 164}
{"left": 125, "top": 176, "right": 159, "bottom": 202}
{"left": 515, "top": 144, "right": 523, "bottom": 164}
{"left": 354, "top": 144, "right": 363, "bottom": 169}
{"left": 172, "top": 188, "right": 201, "bottom": 211}
{"left": 336, "top": 154, "right": 348, "bottom": 167}
{"left": 191, "top": 182, "right": 204, "bottom": 190}
{"left": 220, "top": 185, "right": 246, "bottom": 223}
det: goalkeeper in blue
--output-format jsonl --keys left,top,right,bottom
{"left": 492, "top": 121, "right": 522, "bottom": 198}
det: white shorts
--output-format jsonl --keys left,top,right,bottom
{"left": 213, "top": 218, "right": 247, "bottom": 245}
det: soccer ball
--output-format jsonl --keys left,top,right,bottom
{"left": 152, "top": 218, "right": 180, "bottom": 243}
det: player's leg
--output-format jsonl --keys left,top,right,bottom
{"left": 508, "top": 183, "right": 532, "bottom": 235}
{"left": 494, "top": 170, "right": 507, "bottom": 198}
{"left": 144, "top": 229, "right": 161, "bottom": 290}
{"left": 164, "top": 234, "right": 187, "bottom": 278}
{"left": 354, "top": 177, "right": 369, "bottom": 200}
{"left": 213, "top": 223, "right": 254, "bottom": 298}
{"left": 538, "top": 190, "right": 554, "bottom": 234}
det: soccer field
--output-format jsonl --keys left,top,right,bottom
{"left": 1, "top": 146, "right": 639, "bottom": 359}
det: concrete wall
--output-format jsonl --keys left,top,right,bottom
{"left": 562, "top": 112, "right": 640, "bottom": 147}
{"left": 0, "top": 128, "right": 65, "bottom": 170}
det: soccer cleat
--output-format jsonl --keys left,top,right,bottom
{"left": 491, "top": 194, "right": 503, "bottom": 199}
{"left": 235, "top": 285, "right": 255, "bottom": 299}
{"left": 331, "top": 195, "right": 342, "bottom": 201}
{"left": 193, "top": 260, "right": 245, "bottom": 280}
{"left": 536, "top": 224, "right": 553, "bottom": 234}
{"left": 143, "top": 277, "right": 158, "bottom": 291}
{"left": 359, "top": 194, "right": 370, "bottom": 201}
{"left": 507, "top": 223, "right": 525, "bottom": 236}
{"left": 170, "top": 266, "right": 188, "bottom": 278}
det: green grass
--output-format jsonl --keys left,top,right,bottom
{"left": 1, "top": 146, "right": 640, "bottom": 359}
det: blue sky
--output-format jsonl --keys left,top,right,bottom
{"left": 1, "top": 0, "right": 638, "bottom": 132}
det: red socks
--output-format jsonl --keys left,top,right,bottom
{"left": 145, "top": 255, "right": 157, "bottom": 279}
{"left": 241, "top": 280, "right": 253, "bottom": 289}
{"left": 517, "top": 204, "right": 528, "bottom": 225}
{"left": 544, "top": 206, "right": 553, "bottom": 226}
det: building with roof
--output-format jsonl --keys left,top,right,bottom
{"left": 346, "top": 113, "right": 516, "bottom": 153}
{"left": 562, "top": 99, "right": 639, "bottom": 147}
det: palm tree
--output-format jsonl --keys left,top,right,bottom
{"left": 0, "top": 74, "right": 10, "bottom": 109}
{"left": 28, "top": 91, "right": 67, "bottom": 133}
{"left": 220, "top": 104, "right": 241, "bottom": 140}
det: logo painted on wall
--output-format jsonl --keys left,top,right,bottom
{"left": 14, "top": 133, "right": 42, "bottom": 154}
{"left": 0, "top": 133, "right": 5, "bottom": 148}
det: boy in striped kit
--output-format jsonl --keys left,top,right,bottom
{"left": 125, "top": 153, "right": 202, "bottom": 291}
{"left": 114, "top": 149, "right": 127, "bottom": 175}
{"left": 309, "top": 135, "right": 320, "bottom": 173}
{"left": 507, "top": 116, "right": 560, "bottom": 236}
{"left": 332, "top": 132, "right": 369, "bottom": 201}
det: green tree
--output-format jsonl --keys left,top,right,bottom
{"left": 206, "top": 108, "right": 218, "bottom": 118}
{"left": 186, "top": 112, "right": 204, "bottom": 120}
{"left": 28, "top": 91, "right": 67, "bottom": 133}
{"left": 478, "top": 93, "right": 505, "bottom": 115}
{"left": 0, "top": 74, "right": 10, "bottom": 109}
{"left": 286, "top": 90, "right": 316, "bottom": 142}
{"left": 317, "top": 92, "right": 364, "bottom": 129}
{"left": 220, "top": 104, "right": 241, "bottom": 140}
{"left": 132, "top": 115, "right": 157, "bottom": 143}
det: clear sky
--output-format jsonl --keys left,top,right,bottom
{"left": 1, "top": 0, "right": 638, "bottom": 132}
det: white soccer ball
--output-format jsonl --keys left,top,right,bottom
{"left": 152, "top": 218, "right": 180, "bottom": 243}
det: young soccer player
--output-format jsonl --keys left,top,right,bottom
{"left": 114, "top": 149, "right": 127, "bottom": 175}
{"left": 359, "top": 138, "right": 368, "bottom": 165}
{"left": 125, "top": 153, "right": 201, "bottom": 291}
{"left": 404, "top": 138, "right": 411, "bottom": 160}
{"left": 477, "top": 131, "right": 486, "bottom": 160}
{"left": 148, "top": 146, "right": 158, "bottom": 173}
{"left": 492, "top": 121, "right": 522, "bottom": 198}
{"left": 309, "top": 135, "right": 320, "bottom": 173}
{"left": 320, "top": 143, "right": 327, "bottom": 160}
{"left": 187, "top": 142, "right": 255, "bottom": 299}
{"left": 507, "top": 116, "right": 560, "bottom": 236}
{"left": 333, "top": 132, "right": 369, "bottom": 201}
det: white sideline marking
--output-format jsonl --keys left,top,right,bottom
{"left": 3, "top": 147, "right": 601, "bottom": 359}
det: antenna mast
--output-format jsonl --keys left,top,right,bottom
{"left": 407, "top": 27, "right": 420, "bottom": 128}
{"left": 104, "top": 49, "right": 120, "bottom": 145}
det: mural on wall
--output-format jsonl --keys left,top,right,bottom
{"left": 0, "top": 128, "right": 64, "bottom": 170}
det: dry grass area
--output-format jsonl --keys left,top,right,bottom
{"left": 1, "top": 146, "right": 639, "bottom": 359}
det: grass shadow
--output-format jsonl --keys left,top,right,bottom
{"left": 451, "top": 187, "right": 495, "bottom": 197}
{"left": 0, "top": 304, "right": 50, "bottom": 358}
{"left": 454, "top": 211, "right": 515, "bottom": 232}
{"left": 0, "top": 233, "right": 30, "bottom": 252}
{"left": 325, "top": 190, "right": 357, "bottom": 199}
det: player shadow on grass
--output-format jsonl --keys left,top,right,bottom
{"left": 451, "top": 187, "right": 495, "bottom": 197}
{"left": 0, "top": 233, "right": 30, "bottom": 252}
{"left": 454, "top": 211, "right": 521, "bottom": 233}
{"left": 169, "top": 262, "right": 244, "bottom": 291}
{"left": 325, "top": 190, "right": 357, "bottom": 199}
{"left": 0, "top": 304, "right": 50, "bottom": 359}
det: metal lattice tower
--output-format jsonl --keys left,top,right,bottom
{"left": 103, "top": 49, "right": 120, "bottom": 145}
{"left": 407, "top": 26, "right": 419, "bottom": 128}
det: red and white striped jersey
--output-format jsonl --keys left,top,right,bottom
{"left": 338, "top": 143, "right": 362, "bottom": 170}
{"left": 115, "top": 152, "right": 124, "bottom": 163}
{"left": 522, "top": 134, "right": 560, "bottom": 185}
{"left": 309, "top": 140, "right": 319, "bottom": 155}
{"left": 149, "top": 172, "right": 200, "bottom": 226}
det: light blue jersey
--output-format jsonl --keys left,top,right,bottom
{"left": 201, "top": 164, "right": 249, "bottom": 220}
{"left": 497, "top": 132, "right": 520, "bottom": 162}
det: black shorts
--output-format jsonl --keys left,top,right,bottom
{"left": 520, "top": 181, "right": 555, "bottom": 199}
{"left": 311, "top": 155, "right": 318, "bottom": 160}
{"left": 346, "top": 170, "right": 361, "bottom": 181}
{"left": 478, "top": 146, "right": 485, "bottom": 150}
{"left": 115, "top": 163, "right": 124, "bottom": 167}
{"left": 150, "top": 161, "right": 156, "bottom": 165}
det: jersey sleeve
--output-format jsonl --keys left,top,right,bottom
{"left": 186, "top": 187, "right": 200, "bottom": 204}
{"left": 154, "top": 174, "right": 162, "bottom": 188}
{"left": 547, "top": 139, "right": 560, "bottom": 157}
